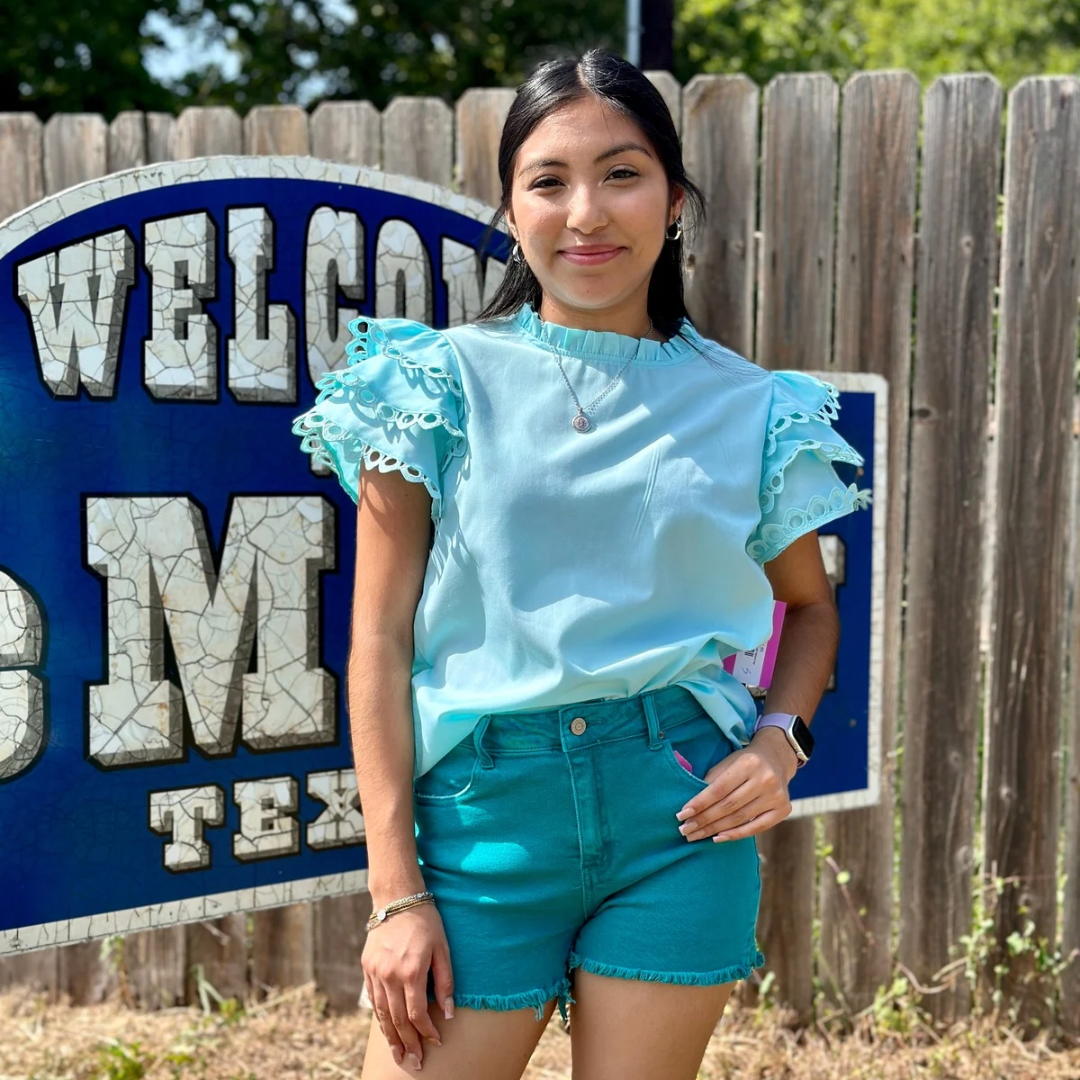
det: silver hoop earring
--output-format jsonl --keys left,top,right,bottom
{"left": 511, "top": 240, "right": 522, "bottom": 261}
{"left": 666, "top": 218, "right": 683, "bottom": 242}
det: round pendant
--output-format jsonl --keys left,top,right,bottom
{"left": 572, "top": 413, "right": 591, "bottom": 433}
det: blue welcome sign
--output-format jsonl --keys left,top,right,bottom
{"left": 785, "top": 372, "right": 886, "bottom": 817}
{"left": 0, "top": 157, "right": 884, "bottom": 954}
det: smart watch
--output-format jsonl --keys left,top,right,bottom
{"left": 752, "top": 712, "right": 814, "bottom": 767}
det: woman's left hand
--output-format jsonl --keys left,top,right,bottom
{"left": 674, "top": 727, "right": 799, "bottom": 842}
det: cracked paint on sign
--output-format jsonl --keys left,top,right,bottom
{"left": 0, "top": 156, "right": 508, "bottom": 953}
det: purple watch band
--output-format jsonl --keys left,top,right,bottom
{"left": 752, "top": 712, "right": 811, "bottom": 765}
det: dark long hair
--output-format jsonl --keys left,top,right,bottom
{"left": 478, "top": 48, "right": 705, "bottom": 338}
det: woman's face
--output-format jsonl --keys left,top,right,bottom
{"left": 504, "top": 95, "right": 684, "bottom": 326}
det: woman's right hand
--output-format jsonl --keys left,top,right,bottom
{"left": 362, "top": 902, "right": 455, "bottom": 1070}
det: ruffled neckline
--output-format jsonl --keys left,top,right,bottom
{"left": 513, "top": 303, "right": 701, "bottom": 366}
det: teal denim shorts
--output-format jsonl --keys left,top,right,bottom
{"left": 411, "top": 684, "right": 766, "bottom": 1023}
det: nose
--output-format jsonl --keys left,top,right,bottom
{"left": 564, "top": 182, "right": 608, "bottom": 234}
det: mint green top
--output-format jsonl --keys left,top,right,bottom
{"left": 292, "top": 304, "right": 871, "bottom": 778}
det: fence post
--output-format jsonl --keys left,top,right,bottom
{"left": 644, "top": 71, "right": 682, "bottom": 134}
{"left": 898, "top": 74, "right": 1002, "bottom": 1023}
{"left": 43, "top": 114, "right": 107, "bottom": 196}
{"left": 382, "top": 98, "right": 454, "bottom": 187}
{"left": 819, "top": 69, "right": 919, "bottom": 1013}
{"left": 1066, "top": 410, "right": 1080, "bottom": 1035}
{"left": 108, "top": 111, "right": 148, "bottom": 172}
{"left": 176, "top": 107, "right": 243, "bottom": 160}
{"left": 311, "top": 101, "right": 381, "bottom": 167}
{"left": 984, "top": 75, "right": 1080, "bottom": 1029}
{"left": 244, "top": 105, "right": 310, "bottom": 156}
{"left": 680, "top": 75, "right": 758, "bottom": 356}
{"left": 455, "top": 88, "right": 516, "bottom": 205}
{"left": 755, "top": 72, "right": 840, "bottom": 1020}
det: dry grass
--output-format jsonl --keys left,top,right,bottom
{"left": 3, "top": 984, "right": 1080, "bottom": 1080}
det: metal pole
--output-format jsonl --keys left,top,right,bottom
{"left": 626, "top": 0, "right": 641, "bottom": 66}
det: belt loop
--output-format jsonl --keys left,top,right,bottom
{"left": 642, "top": 692, "right": 662, "bottom": 750}
{"left": 473, "top": 714, "right": 494, "bottom": 768}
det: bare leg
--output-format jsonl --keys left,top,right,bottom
{"left": 569, "top": 972, "right": 735, "bottom": 1080}
{"left": 360, "top": 998, "right": 558, "bottom": 1080}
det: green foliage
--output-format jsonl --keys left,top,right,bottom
{"left": 161, "top": 0, "right": 625, "bottom": 111}
{"left": 94, "top": 1039, "right": 154, "bottom": 1080}
{"left": 674, "top": 0, "right": 1080, "bottom": 90}
{"left": 675, "top": 0, "right": 865, "bottom": 87}
{"left": 0, "top": 0, "right": 177, "bottom": 116}
{"left": 856, "top": 0, "right": 1080, "bottom": 86}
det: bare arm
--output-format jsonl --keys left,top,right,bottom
{"left": 348, "top": 466, "right": 432, "bottom": 907}
{"left": 675, "top": 530, "right": 839, "bottom": 840}
{"left": 758, "top": 529, "right": 839, "bottom": 778}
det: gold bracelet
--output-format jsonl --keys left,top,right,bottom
{"left": 366, "top": 891, "right": 435, "bottom": 931}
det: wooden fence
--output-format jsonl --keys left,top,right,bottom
{"left": 2, "top": 69, "right": 1080, "bottom": 1029}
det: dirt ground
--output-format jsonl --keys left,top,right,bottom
{"left": 4, "top": 983, "right": 1080, "bottom": 1080}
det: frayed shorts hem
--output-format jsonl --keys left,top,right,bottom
{"left": 568, "top": 949, "right": 766, "bottom": 988}
{"left": 449, "top": 974, "right": 575, "bottom": 1024}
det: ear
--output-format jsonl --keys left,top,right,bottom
{"left": 504, "top": 207, "right": 517, "bottom": 241}
{"left": 669, "top": 186, "right": 686, "bottom": 226}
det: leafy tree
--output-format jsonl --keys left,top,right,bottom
{"left": 0, "top": 1, "right": 177, "bottom": 116}
{"left": 674, "top": 0, "right": 1080, "bottom": 91}
{"left": 160, "top": 0, "right": 625, "bottom": 110}
{"left": 854, "top": 0, "right": 1080, "bottom": 87}
{"left": 674, "top": 0, "right": 864, "bottom": 88}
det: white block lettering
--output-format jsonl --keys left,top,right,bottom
{"left": 85, "top": 495, "right": 336, "bottom": 766}
{"left": 149, "top": 785, "right": 225, "bottom": 871}
{"left": 16, "top": 228, "right": 135, "bottom": 397}
{"left": 227, "top": 207, "right": 297, "bottom": 403}
{"left": 0, "top": 570, "right": 45, "bottom": 781}
{"left": 143, "top": 212, "right": 218, "bottom": 399}
{"left": 374, "top": 219, "right": 432, "bottom": 323}
{"left": 304, "top": 206, "right": 365, "bottom": 383}
{"left": 233, "top": 776, "right": 300, "bottom": 861}
{"left": 306, "top": 768, "right": 365, "bottom": 850}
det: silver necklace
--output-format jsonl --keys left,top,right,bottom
{"left": 548, "top": 316, "right": 653, "bottom": 433}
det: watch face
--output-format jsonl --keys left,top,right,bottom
{"left": 791, "top": 715, "right": 814, "bottom": 760}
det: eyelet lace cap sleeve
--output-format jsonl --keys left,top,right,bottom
{"left": 291, "top": 316, "right": 466, "bottom": 522}
{"left": 746, "top": 370, "right": 873, "bottom": 566}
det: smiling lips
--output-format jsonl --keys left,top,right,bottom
{"left": 559, "top": 245, "right": 624, "bottom": 265}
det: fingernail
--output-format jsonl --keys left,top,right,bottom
{"left": 443, "top": 998, "right": 455, "bottom": 1019}
{"left": 391, "top": 1047, "right": 403, "bottom": 1065}
{"left": 676, "top": 808, "right": 692, "bottom": 821}
{"left": 408, "top": 1052, "right": 423, "bottom": 1070}
{"left": 678, "top": 821, "right": 694, "bottom": 835}
{"left": 714, "top": 834, "right": 729, "bottom": 842}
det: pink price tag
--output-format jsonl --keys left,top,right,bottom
{"left": 722, "top": 601, "right": 787, "bottom": 689}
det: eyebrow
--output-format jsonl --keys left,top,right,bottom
{"left": 520, "top": 142, "right": 654, "bottom": 173}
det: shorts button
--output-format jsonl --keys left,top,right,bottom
{"left": 570, "top": 717, "right": 587, "bottom": 736}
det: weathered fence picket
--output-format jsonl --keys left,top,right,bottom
{"left": 754, "top": 72, "right": 840, "bottom": 1021}
{"left": 983, "top": 76, "right": 1080, "bottom": 1028}
{"left": 899, "top": 74, "right": 1002, "bottom": 1023}
{"left": 454, "top": 88, "right": 515, "bottom": 207}
{"left": 107, "top": 111, "right": 148, "bottom": 172}
{"left": 382, "top": 98, "right": 454, "bottom": 186}
{"left": 310, "top": 101, "right": 382, "bottom": 167}
{"left": 680, "top": 74, "right": 758, "bottom": 356}
{"left": 819, "top": 69, "right": 919, "bottom": 1013}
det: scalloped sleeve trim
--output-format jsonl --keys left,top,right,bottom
{"left": 291, "top": 316, "right": 466, "bottom": 522}
{"left": 748, "top": 371, "right": 872, "bottom": 565}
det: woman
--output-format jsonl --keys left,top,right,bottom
{"left": 293, "top": 48, "right": 870, "bottom": 1080}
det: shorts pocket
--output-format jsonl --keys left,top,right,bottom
{"left": 659, "top": 712, "right": 734, "bottom": 789}
{"left": 413, "top": 738, "right": 482, "bottom": 804}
